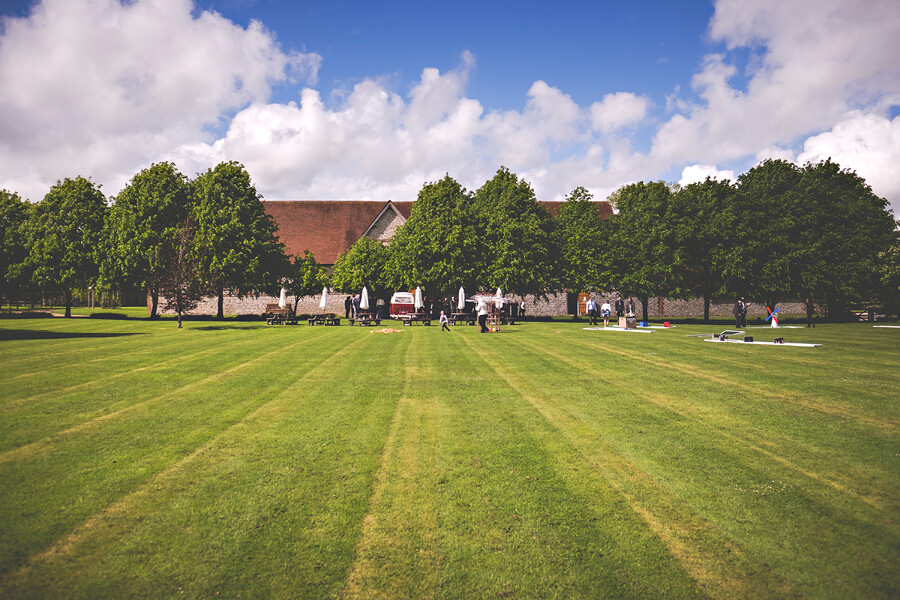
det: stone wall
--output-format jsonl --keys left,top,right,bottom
{"left": 155, "top": 290, "right": 805, "bottom": 319}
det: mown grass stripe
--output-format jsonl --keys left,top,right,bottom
{"left": 461, "top": 332, "right": 800, "bottom": 600}
{"left": 1, "top": 332, "right": 379, "bottom": 588}
{"left": 0, "top": 330, "right": 334, "bottom": 465}
{"left": 510, "top": 334, "right": 889, "bottom": 512}
{"left": 554, "top": 331, "right": 898, "bottom": 433}
{"left": 341, "top": 332, "right": 442, "bottom": 599}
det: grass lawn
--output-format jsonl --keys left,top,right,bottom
{"left": 0, "top": 316, "right": 897, "bottom": 599}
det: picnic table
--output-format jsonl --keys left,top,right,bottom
{"left": 402, "top": 312, "right": 431, "bottom": 326}
{"left": 350, "top": 312, "right": 381, "bottom": 326}
{"left": 308, "top": 313, "right": 341, "bottom": 326}
{"left": 449, "top": 312, "right": 475, "bottom": 326}
{"left": 266, "top": 304, "right": 298, "bottom": 325}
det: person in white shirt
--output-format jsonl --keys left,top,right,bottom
{"left": 586, "top": 297, "right": 598, "bottom": 325}
{"left": 476, "top": 298, "right": 489, "bottom": 333}
{"left": 600, "top": 300, "right": 612, "bottom": 327}
{"left": 440, "top": 310, "right": 450, "bottom": 332}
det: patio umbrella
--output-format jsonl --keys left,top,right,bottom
{"left": 457, "top": 286, "right": 465, "bottom": 311}
{"left": 414, "top": 286, "right": 424, "bottom": 311}
{"left": 494, "top": 287, "right": 503, "bottom": 309}
{"left": 319, "top": 286, "right": 328, "bottom": 311}
{"left": 278, "top": 286, "right": 287, "bottom": 308}
{"left": 360, "top": 286, "right": 370, "bottom": 311}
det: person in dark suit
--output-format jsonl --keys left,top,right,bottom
{"left": 614, "top": 297, "right": 625, "bottom": 318}
{"left": 733, "top": 297, "right": 746, "bottom": 328}
{"left": 344, "top": 296, "right": 352, "bottom": 319}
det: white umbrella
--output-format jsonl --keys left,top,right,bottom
{"left": 494, "top": 287, "right": 503, "bottom": 309}
{"left": 360, "top": 286, "right": 370, "bottom": 311}
{"left": 457, "top": 286, "right": 466, "bottom": 311}
{"left": 278, "top": 286, "right": 287, "bottom": 308}
{"left": 319, "top": 286, "right": 328, "bottom": 311}
{"left": 414, "top": 286, "right": 424, "bottom": 311}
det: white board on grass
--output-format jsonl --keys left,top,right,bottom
{"left": 703, "top": 338, "right": 822, "bottom": 347}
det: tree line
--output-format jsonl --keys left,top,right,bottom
{"left": 1, "top": 159, "right": 897, "bottom": 325}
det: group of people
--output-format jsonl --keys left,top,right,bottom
{"left": 585, "top": 295, "right": 636, "bottom": 327}
{"left": 343, "top": 295, "right": 387, "bottom": 320}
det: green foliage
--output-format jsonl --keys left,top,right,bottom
{"left": 877, "top": 241, "right": 900, "bottom": 313}
{"left": 607, "top": 181, "right": 677, "bottom": 319}
{"left": 387, "top": 175, "right": 482, "bottom": 296}
{"left": 26, "top": 176, "right": 107, "bottom": 317}
{"left": 284, "top": 250, "right": 328, "bottom": 313}
{"left": 670, "top": 178, "right": 736, "bottom": 320}
{"left": 0, "top": 189, "right": 32, "bottom": 302}
{"left": 792, "top": 160, "right": 897, "bottom": 313}
{"left": 472, "top": 167, "right": 558, "bottom": 297}
{"left": 192, "top": 162, "right": 289, "bottom": 317}
{"left": 331, "top": 237, "right": 391, "bottom": 295}
{"left": 102, "top": 162, "right": 192, "bottom": 318}
{"left": 554, "top": 186, "right": 614, "bottom": 293}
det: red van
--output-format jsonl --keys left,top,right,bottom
{"left": 390, "top": 292, "right": 416, "bottom": 318}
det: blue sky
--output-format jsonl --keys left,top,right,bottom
{"left": 1, "top": 0, "right": 898, "bottom": 210}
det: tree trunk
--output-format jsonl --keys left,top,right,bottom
{"left": 149, "top": 286, "right": 159, "bottom": 319}
{"left": 177, "top": 309, "right": 183, "bottom": 329}
{"left": 64, "top": 289, "right": 72, "bottom": 318}
{"left": 217, "top": 287, "right": 224, "bottom": 320}
{"left": 703, "top": 295, "right": 711, "bottom": 323}
{"left": 640, "top": 295, "right": 649, "bottom": 323}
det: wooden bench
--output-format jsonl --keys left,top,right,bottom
{"left": 309, "top": 313, "right": 341, "bottom": 326}
{"left": 266, "top": 304, "right": 297, "bottom": 325}
{"left": 402, "top": 313, "right": 431, "bottom": 326}
{"left": 449, "top": 312, "right": 475, "bottom": 326}
{"left": 350, "top": 315, "right": 381, "bottom": 326}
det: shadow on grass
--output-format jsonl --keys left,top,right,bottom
{"left": 0, "top": 330, "right": 148, "bottom": 341}
{"left": 189, "top": 325, "right": 264, "bottom": 331}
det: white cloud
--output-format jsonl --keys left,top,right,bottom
{"left": 679, "top": 165, "right": 735, "bottom": 187}
{"left": 0, "top": 0, "right": 319, "bottom": 200}
{"left": 590, "top": 92, "right": 651, "bottom": 133}
{"left": 1, "top": 0, "right": 898, "bottom": 213}
{"left": 651, "top": 0, "right": 900, "bottom": 166}
{"left": 796, "top": 112, "right": 900, "bottom": 208}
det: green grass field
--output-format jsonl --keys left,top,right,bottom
{"left": 0, "top": 316, "right": 897, "bottom": 599}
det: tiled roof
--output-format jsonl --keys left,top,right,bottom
{"left": 262, "top": 199, "right": 611, "bottom": 264}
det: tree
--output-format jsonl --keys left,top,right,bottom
{"left": 670, "top": 178, "right": 736, "bottom": 321}
{"left": 388, "top": 175, "right": 482, "bottom": 297}
{"left": 877, "top": 240, "right": 900, "bottom": 316}
{"left": 607, "top": 181, "right": 677, "bottom": 322}
{"left": 792, "top": 160, "right": 897, "bottom": 316}
{"left": 331, "top": 237, "right": 392, "bottom": 297}
{"left": 554, "top": 186, "right": 614, "bottom": 296}
{"left": 727, "top": 159, "right": 803, "bottom": 312}
{"left": 472, "top": 167, "right": 558, "bottom": 297}
{"left": 284, "top": 250, "right": 328, "bottom": 314}
{"left": 159, "top": 214, "right": 207, "bottom": 329}
{"left": 193, "top": 162, "right": 289, "bottom": 319}
{"left": 26, "top": 177, "right": 107, "bottom": 317}
{"left": 102, "top": 162, "right": 192, "bottom": 318}
{"left": 0, "top": 190, "right": 32, "bottom": 307}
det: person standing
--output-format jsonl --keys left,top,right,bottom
{"left": 601, "top": 299, "right": 612, "bottom": 327}
{"left": 520, "top": 300, "right": 526, "bottom": 319}
{"left": 733, "top": 297, "right": 746, "bottom": 328}
{"left": 586, "top": 296, "right": 598, "bottom": 326}
{"left": 440, "top": 310, "right": 451, "bottom": 332}
{"left": 626, "top": 298, "right": 636, "bottom": 316}
{"left": 352, "top": 294, "right": 361, "bottom": 319}
{"left": 614, "top": 296, "right": 625, "bottom": 318}
{"left": 476, "top": 297, "right": 490, "bottom": 333}
{"left": 344, "top": 295, "right": 352, "bottom": 319}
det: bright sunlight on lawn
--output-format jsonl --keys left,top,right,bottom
{"left": 0, "top": 317, "right": 897, "bottom": 599}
